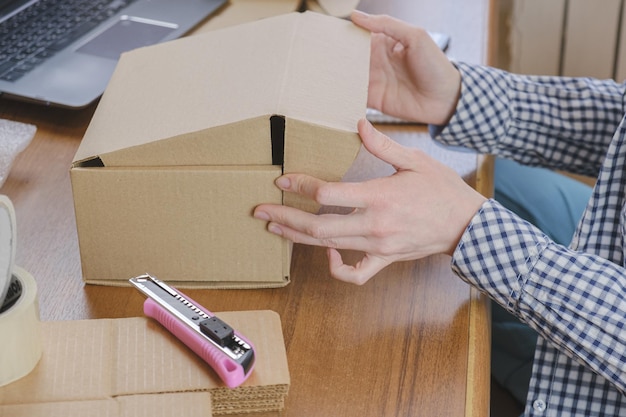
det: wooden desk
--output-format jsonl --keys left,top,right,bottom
{"left": 0, "top": 1, "right": 493, "bottom": 416}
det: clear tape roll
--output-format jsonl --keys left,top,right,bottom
{"left": 0, "top": 266, "right": 42, "bottom": 387}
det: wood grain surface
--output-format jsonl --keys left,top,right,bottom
{"left": 0, "top": 1, "right": 493, "bottom": 415}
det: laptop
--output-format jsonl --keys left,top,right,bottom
{"left": 0, "top": 0, "right": 227, "bottom": 108}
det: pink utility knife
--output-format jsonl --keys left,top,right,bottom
{"left": 129, "top": 274, "right": 255, "bottom": 388}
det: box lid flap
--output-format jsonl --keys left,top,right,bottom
{"left": 74, "top": 11, "right": 369, "bottom": 165}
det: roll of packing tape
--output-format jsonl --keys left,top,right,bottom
{"left": 0, "top": 194, "right": 16, "bottom": 308}
{"left": 0, "top": 266, "right": 42, "bottom": 387}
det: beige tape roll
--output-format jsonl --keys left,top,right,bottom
{"left": 0, "top": 266, "right": 42, "bottom": 387}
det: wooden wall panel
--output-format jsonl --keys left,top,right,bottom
{"left": 615, "top": 2, "right": 626, "bottom": 81}
{"left": 561, "top": 0, "right": 621, "bottom": 78}
{"left": 509, "top": 0, "right": 565, "bottom": 76}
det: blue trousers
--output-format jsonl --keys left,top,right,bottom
{"left": 491, "top": 158, "right": 593, "bottom": 405}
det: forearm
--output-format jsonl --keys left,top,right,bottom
{"left": 433, "top": 63, "right": 626, "bottom": 177}
{"left": 452, "top": 199, "right": 626, "bottom": 394}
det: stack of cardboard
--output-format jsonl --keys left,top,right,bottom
{"left": 0, "top": 310, "right": 289, "bottom": 416}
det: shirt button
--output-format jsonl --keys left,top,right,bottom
{"left": 533, "top": 399, "right": 547, "bottom": 412}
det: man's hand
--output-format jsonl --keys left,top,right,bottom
{"left": 254, "top": 119, "right": 486, "bottom": 285}
{"left": 351, "top": 11, "right": 462, "bottom": 126}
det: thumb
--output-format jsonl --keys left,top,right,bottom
{"left": 357, "top": 118, "right": 417, "bottom": 171}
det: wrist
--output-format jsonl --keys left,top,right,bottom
{"left": 438, "top": 68, "right": 462, "bottom": 126}
{"left": 445, "top": 192, "right": 487, "bottom": 256}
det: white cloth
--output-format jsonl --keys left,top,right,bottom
{"left": 0, "top": 119, "right": 36, "bottom": 188}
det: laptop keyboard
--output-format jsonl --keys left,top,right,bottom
{"left": 0, "top": 0, "right": 136, "bottom": 82}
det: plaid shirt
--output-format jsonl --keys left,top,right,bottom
{"left": 435, "top": 62, "right": 626, "bottom": 416}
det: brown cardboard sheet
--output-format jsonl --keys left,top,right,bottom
{"left": 0, "top": 310, "right": 289, "bottom": 416}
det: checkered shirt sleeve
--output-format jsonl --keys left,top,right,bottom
{"left": 454, "top": 200, "right": 626, "bottom": 396}
{"left": 437, "top": 62, "right": 626, "bottom": 415}
{"left": 434, "top": 62, "right": 625, "bottom": 177}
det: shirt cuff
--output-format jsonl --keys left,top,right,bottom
{"left": 450, "top": 199, "right": 551, "bottom": 313}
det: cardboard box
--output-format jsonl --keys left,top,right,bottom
{"left": 70, "top": 11, "right": 369, "bottom": 287}
{"left": 190, "top": 0, "right": 302, "bottom": 33}
{"left": 189, "top": 0, "right": 360, "bottom": 34}
{"left": 0, "top": 310, "right": 289, "bottom": 416}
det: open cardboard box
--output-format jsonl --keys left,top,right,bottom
{"left": 70, "top": 11, "right": 369, "bottom": 287}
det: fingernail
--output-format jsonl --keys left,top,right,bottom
{"left": 268, "top": 223, "right": 283, "bottom": 236}
{"left": 254, "top": 210, "right": 270, "bottom": 221}
{"left": 275, "top": 176, "right": 291, "bottom": 190}
{"left": 358, "top": 117, "right": 374, "bottom": 135}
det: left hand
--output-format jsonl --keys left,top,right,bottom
{"left": 351, "top": 11, "right": 461, "bottom": 126}
{"left": 253, "top": 119, "right": 486, "bottom": 285}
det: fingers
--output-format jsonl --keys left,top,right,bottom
{"left": 274, "top": 175, "right": 368, "bottom": 209}
{"left": 254, "top": 204, "right": 371, "bottom": 249}
{"left": 253, "top": 120, "right": 417, "bottom": 285}
{"left": 271, "top": 121, "right": 418, "bottom": 207}
{"left": 327, "top": 248, "right": 390, "bottom": 285}
{"left": 255, "top": 203, "right": 389, "bottom": 285}
{"left": 254, "top": 122, "right": 419, "bottom": 242}
{"left": 351, "top": 11, "right": 417, "bottom": 46}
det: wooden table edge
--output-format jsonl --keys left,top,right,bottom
{"left": 464, "top": 151, "right": 494, "bottom": 416}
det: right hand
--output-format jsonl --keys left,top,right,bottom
{"left": 351, "top": 11, "right": 462, "bottom": 126}
{"left": 254, "top": 119, "right": 486, "bottom": 285}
